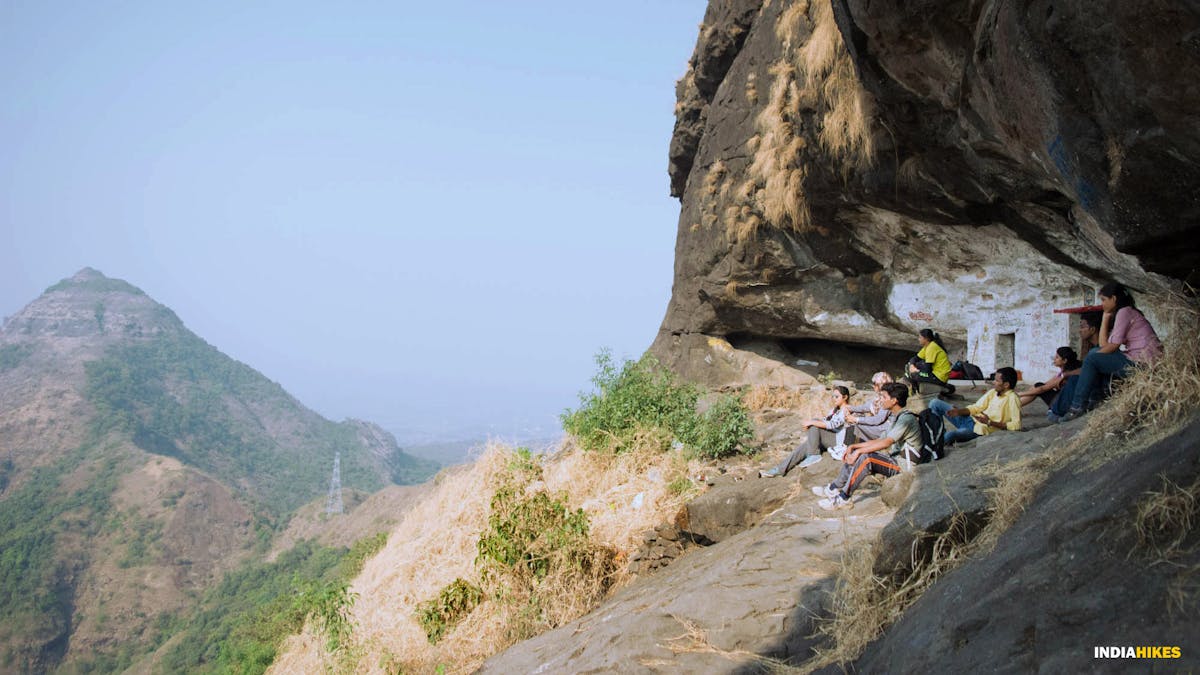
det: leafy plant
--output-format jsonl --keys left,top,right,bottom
{"left": 686, "top": 394, "right": 755, "bottom": 460}
{"left": 561, "top": 350, "right": 754, "bottom": 458}
{"left": 298, "top": 580, "right": 358, "bottom": 653}
{"left": 477, "top": 487, "right": 590, "bottom": 579}
{"left": 415, "top": 578, "right": 483, "bottom": 644}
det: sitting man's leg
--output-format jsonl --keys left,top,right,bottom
{"left": 1066, "top": 349, "right": 1131, "bottom": 417}
{"left": 928, "top": 398, "right": 975, "bottom": 444}
{"left": 819, "top": 451, "right": 901, "bottom": 509}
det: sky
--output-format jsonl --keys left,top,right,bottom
{"left": 0, "top": 1, "right": 706, "bottom": 445}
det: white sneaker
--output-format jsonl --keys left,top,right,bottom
{"left": 811, "top": 485, "right": 838, "bottom": 498}
{"left": 798, "top": 454, "right": 822, "bottom": 469}
{"left": 818, "top": 494, "right": 852, "bottom": 511}
{"left": 828, "top": 444, "right": 847, "bottom": 461}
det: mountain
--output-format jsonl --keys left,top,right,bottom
{"left": 0, "top": 268, "right": 437, "bottom": 672}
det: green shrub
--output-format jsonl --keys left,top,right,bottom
{"left": 477, "top": 488, "right": 590, "bottom": 579}
{"left": 685, "top": 394, "right": 755, "bottom": 460}
{"left": 561, "top": 350, "right": 753, "bottom": 458}
{"left": 297, "top": 580, "right": 357, "bottom": 653}
{"left": 415, "top": 579, "right": 483, "bottom": 644}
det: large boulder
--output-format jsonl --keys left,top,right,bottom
{"left": 652, "top": 0, "right": 1199, "bottom": 387}
{"left": 851, "top": 417, "right": 1200, "bottom": 673}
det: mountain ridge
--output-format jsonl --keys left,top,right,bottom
{"left": 0, "top": 267, "right": 436, "bottom": 671}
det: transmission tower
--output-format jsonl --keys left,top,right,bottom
{"left": 325, "top": 451, "right": 344, "bottom": 514}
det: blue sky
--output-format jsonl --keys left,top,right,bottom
{"left": 0, "top": 1, "right": 706, "bottom": 443}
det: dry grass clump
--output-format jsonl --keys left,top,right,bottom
{"left": 742, "top": 385, "right": 813, "bottom": 412}
{"left": 543, "top": 431, "right": 702, "bottom": 555}
{"left": 741, "top": 383, "right": 866, "bottom": 417}
{"left": 1133, "top": 474, "right": 1200, "bottom": 562}
{"left": 805, "top": 513, "right": 976, "bottom": 670}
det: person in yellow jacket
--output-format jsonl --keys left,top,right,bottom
{"left": 903, "top": 328, "right": 955, "bottom": 395}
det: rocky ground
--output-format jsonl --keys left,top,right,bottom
{"left": 481, "top": 393, "right": 1199, "bottom": 672}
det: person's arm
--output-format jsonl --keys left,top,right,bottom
{"left": 1098, "top": 308, "right": 1127, "bottom": 354}
{"left": 965, "top": 391, "right": 991, "bottom": 417}
{"left": 805, "top": 419, "right": 829, "bottom": 430}
{"left": 1004, "top": 393, "right": 1022, "bottom": 430}
{"left": 844, "top": 435, "right": 895, "bottom": 462}
{"left": 850, "top": 407, "right": 890, "bottom": 426}
{"left": 1030, "top": 373, "right": 1064, "bottom": 393}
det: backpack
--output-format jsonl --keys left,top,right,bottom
{"left": 898, "top": 409, "right": 944, "bottom": 465}
{"left": 962, "top": 361, "right": 986, "bottom": 381}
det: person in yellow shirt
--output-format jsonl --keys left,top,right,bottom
{"left": 903, "top": 328, "right": 954, "bottom": 395}
{"left": 927, "top": 367, "right": 1022, "bottom": 445}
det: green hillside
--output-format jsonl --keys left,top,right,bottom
{"left": 0, "top": 269, "right": 437, "bottom": 671}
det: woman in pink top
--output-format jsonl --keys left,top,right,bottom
{"left": 1062, "top": 283, "right": 1162, "bottom": 420}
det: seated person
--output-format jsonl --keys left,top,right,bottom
{"left": 1063, "top": 282, "right": 1163, "bottom": 420}
{"left": 845, "top": 372, "right": 895, "bottom": 442}
{"left": 1077, "top": 311, "right": 1112, "bottom": 409}
{"left": 1079, "top": 311, "right": 1102, "bottom": 353}
{"left": 812, "top": 383, "right": 918, "bottom": 510}
{"left": 1019, "top": 347, "right": 1082, "bottom": 421}
{"left": 902, "top": 329, "right": 955, "bottom": 396}
{"left": 928, "top": 367, "right": 1022, "bottom": 445}
{"left": 760, "top": 386, "right": 855, "bottom": 477}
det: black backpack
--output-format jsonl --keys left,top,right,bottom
{"left": 898, "top": 409, "right": 944, "bottom": 464}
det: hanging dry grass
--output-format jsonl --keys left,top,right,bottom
{"left": 731, "top": 0, "right": 876, "bottom": 245}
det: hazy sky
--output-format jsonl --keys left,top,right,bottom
{"left": 1, "top": 1, "right": 705, "bottom": 444}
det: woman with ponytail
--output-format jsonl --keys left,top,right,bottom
{"left": 1061, "top": 282, "right": 1162, "bottom": 421}
{"left": 903, "top": 328, "right": 954, "bottom": 395}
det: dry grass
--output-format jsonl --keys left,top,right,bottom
{"left": 804, "top": 513, "right": 976, "bottom": 671}
{"left": 650, "top": 615, "right": 796, "bottom": 672}
{"left": 1133, "top": 474, "right": 1200, "bottom": 562}
{"left": 729, "top": 0, "right": 876, "bottom": 244}
{"left": 268, "top": 438, "right": 702, "bottom": 674}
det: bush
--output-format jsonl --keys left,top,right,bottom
{"left": 415, "top": 579, "right": 483, "bottom": 644}
{"left": 685, "top": 394, "right": 755, "bottom": 460}
{"left": 561, "top": 350, "right": 753, "bottom": 458}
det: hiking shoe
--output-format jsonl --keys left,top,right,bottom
{"left": 798, "top": 454, "right": 822, "bottom": 470}
{"left": 828, "top": 444, "right": 847, "bottom": 461}
{"left": 943, "top": 383, "right": 956, "bottom": 395}
{"left": 811, "top": 484, "right": 838, "bottom": 498}
{"left": 818, "top": 494, "right": 852, "bottom": 511}
{"left": 759, "top": 468, "right": 781, "bottom": 478}
{"left": 1060, "top": 407, "right": 1085, "bottom": 423}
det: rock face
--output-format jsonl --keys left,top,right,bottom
{"left": 652, "top": 0, "right": 1200, "bottom": 386}
{"left": 851, "top": 418, "right": 1200, "bottom": 673}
